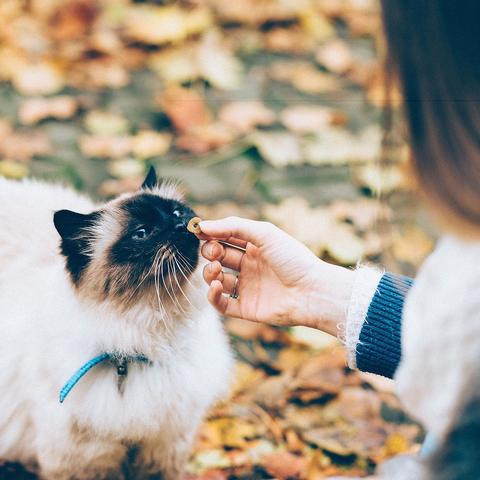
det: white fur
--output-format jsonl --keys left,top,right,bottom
{"left": 0, "top": 177, "right": 233, "bottom": 479}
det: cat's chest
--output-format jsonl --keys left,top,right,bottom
{"left": 66, "top": 356, "right": 201, "bottom": 439}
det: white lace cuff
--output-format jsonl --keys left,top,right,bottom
{"left": 342, "top": 265, "right": 383, "bottom": 369}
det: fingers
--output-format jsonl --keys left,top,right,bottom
{"left": 203, "top": 261, "right": 238, "bottom": 294}
{"left": 198, "top": 217, "right": 274, "bottom": 246}
{"left": 201, "top": 241, "right": 245, "bottom": 271}
{"left": 208, "top": 280, "right": 242, "bottom": 318}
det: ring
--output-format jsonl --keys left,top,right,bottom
{"left": 230, "top": 275, "right": 239, "bottom": 299}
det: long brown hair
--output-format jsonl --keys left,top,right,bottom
{"left": 380, "top": 1, "right": 480, "bottom": 233}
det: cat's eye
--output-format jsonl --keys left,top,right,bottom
{"left": 132, "top": 227, "right": 150, "bottom": 240}
{"left": 173, "top": 209, "right": 181, "bottom": 217}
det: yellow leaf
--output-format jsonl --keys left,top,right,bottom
{"left": 108, "top": 158, "right": 144, "bottom": 179}
{"left": 132, "top": 131, "right": 172, "bottom": 159}
{"left": 84, "top": 111, "right": 129, "bottom": 136}
{"left": 0, "top": 160, "right": 28, "bottom": 179}
{"left": 197, "top": 31, "right": 243, "bottom": 90}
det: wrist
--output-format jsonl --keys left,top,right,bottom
{"left": 294, "top": 261, "right": 355, "bottom": 336}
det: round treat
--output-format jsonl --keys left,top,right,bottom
{"left": 187, "top": 216, "right": 202, "bottom": 234}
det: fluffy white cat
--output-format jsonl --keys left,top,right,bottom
{"left": 0, "top": 168, "right": 233, "bottom": 479}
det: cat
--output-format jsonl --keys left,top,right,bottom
{"left": 0, "top": 167, "right": 233, "bottom": 480}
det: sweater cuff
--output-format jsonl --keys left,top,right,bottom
{"left": 356, "top": 272, "right": 414, "bottom": 378}
{"left": 343, "top": 265, "right": 383, "bottom": 369}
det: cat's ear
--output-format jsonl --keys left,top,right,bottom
{"left": 53, "top": 210, "right": 97, "bottom": 240}
{"left": 141, "top": 166, "right": 158, "bottom": 190}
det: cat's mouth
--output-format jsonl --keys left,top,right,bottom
{"left": 145, "top": 240, "right": 198, "bottom": 309}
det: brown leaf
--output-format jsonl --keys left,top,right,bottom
{"left": 270, "top": 61, "right": 341, "bottom": 94}
{"left": 218, "top": 101, "right": 276, "bottom": 134}
{"left": 79, "top": 135, "right": 132, "bottom": 158}
{"left": 280, "top": 105, "right": 346, "bottom": 134}
{"left": 0, "top": 129, "right": 52, "bottom": 162}
{"left": 262, "top": 451, "right": 307, "bottom": 480}
{"left": 19, "top": 96, "right": 79, "bottom": 125}
{"left": 49, "top": 0, "right": 97, "bottom": 41}
{"left": 158, "top": 85, "right": 212, "bottom": 133}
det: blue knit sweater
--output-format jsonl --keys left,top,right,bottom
{"left": 356, "top": 272, "right": 414, "bottom": 379}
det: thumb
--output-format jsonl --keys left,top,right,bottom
{"left": 199, "top": 217, "right": 273, "bottom": 246}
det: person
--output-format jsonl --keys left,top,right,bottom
{"left": 196, "top": 1, "right": 480, "bottom": 479}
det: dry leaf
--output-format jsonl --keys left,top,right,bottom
{"left": 355, "top": 164, "right": 405, "bottom": 194}
{"left": 0, "top": 130, "right": 52, "bottom": 162}
{"left": 0, "top": 160, "right": 29, "bottom": 179}
{"left": 132, "top": 131, "right": 172, "bottom": 159}
{"left": 108, "top": 158, "right": 144, "bottom": 179}
{"left": 251, "top": 131, "right": 303, "bottom": 167}
{"left": 289, "top": 327, "right": 339, "bottom": 351}
{"left": 218, "top": 101, "right": 276, "bottom": 134}
{"left": 197, "top": 31, "right": 243, "bottom": 90}
{"left": 392, "top": 226, "right": 434, "bottom": 266}
{"left": 176, "top": 123, "right": 236, "bottom": 154}
{"left": 270, "top": 61, "right": 341, "bottom": 94}
{"left": 98, "top": 177, "right": 144, "bottom": 197}
{"left": 84, "top": 110, "right": 129, "bottom": 136}
{"left": 315, "top": 39, "right": 354, "bottom": 74}
{"left": 12, "top": 61, "right": 65, "bottom": 95}
{"left": 79, "top": 135, "right": 132, "bottom": 158}
{"left": 125, "top": 5, "right": 212, "bottom": 45}
{"left": 280, "top": 105, "right": 345, "bottom": 134}
{"left": 158, "top": 85, "right": 212, "bottom": 133}
{"left": 19, "top": 96, "right": 79, "bottom": 125}
{"left": 304, "top": 125, "right": 381, "bottom": 166}
{"left": 262, "top": 452, "right": 307, "bottom": 479}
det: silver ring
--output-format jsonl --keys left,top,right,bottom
{"left": 230, "top": 275, "right": 239, "bottom": 299}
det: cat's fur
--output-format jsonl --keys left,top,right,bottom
{"left": 0, "top": 169, "right": 233, "bottom": 480}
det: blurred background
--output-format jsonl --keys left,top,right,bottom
{"left": 0, "top": 0, "right": 433, "bottom": 478}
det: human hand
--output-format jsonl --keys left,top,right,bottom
{"left": 198, "top": 217, "right": 354, "bottom": 335}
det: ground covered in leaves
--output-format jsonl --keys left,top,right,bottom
{"left": 0, "top": 0, "right": 435, "bottom": 478}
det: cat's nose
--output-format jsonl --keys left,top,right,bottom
{"left": 173, "top": 217, "right": 188, "bottom": 231}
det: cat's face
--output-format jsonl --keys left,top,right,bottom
{"left": 53, "top": 167, "right": 200, "bottom": 309}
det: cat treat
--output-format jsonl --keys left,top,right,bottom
{"left": 187, "top": 216, "right": 202, "bottom": 234}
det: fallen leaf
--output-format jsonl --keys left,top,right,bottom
{"left": 251, "top": 131, "right": 303, "bottom": 167}
{"left": 280, "top": 105, "right": 346, "bottom": 134}
{"left": 0, "top": 130, "right": 52, "bottom": 162}
{"left": 270, "top": 61, "right": 341, "bottom": 94}
{"left": 197, "top": 31, "right": 243, "bottom": 90}
{"left": 79, "top": 135, "right": 133, "bottom": 158}
{"left": 158, "top": 85, "right": 212, "bottom": 133}
{"left": 176, "top": 123, "right": 236, "bottom": 154}
{"left": 84, "top": 110, "right": 129, "bottom": 135}
{"left": 125, "top": 5, "right": 212, "bottom": 45}
{"left": 289, "top": 326, "right": 339, "bottom": 351}
{"left": 12, "top": 61, "right": 65, "bottom": 95}
{"left": 262, "top": 451, "right": 307, "bottom": 479}
{"left": 132, "top": 131, "right": 172, "bottom": 159}
{"left": 392, "top": 226, "right": 434, "bottom": 266}
{"left": 218, "top": 101, "right": 276, "bottom": 134}
{"left": 0, "top": 160, "right": 29, "bottom": 179}
{"left": 355, "top": 164, "right": 405, "bottom": 194}
{"left": 19, "top": 96, "right": 79, "bottom": 125}
{"left": 315, "top": 39, "right": 354, "bottom": 74}
{"left": 303, "top": 125, "right": 381, "bottom": 166}
{"left": 108, "top": 158, "right": 144, "bottom": 179}
{"left": 98, "top": 177, "right": 144, "bottom": 197}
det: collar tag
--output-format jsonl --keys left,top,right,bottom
{"left": 59, "top": 353, "right": 150, "bottom": 403}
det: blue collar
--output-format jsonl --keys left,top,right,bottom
{"left": 59, "top": 352, "right": 150, "bottom": 403}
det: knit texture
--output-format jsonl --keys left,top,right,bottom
{"left": 356, "top": 272, "right": 413, "bottom": 378}
{"left": 343, "top": 266, "right": 383, "bottom": 369}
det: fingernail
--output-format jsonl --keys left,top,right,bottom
{"left": 207, "top": 243, "right": 214, "bottom": 257}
